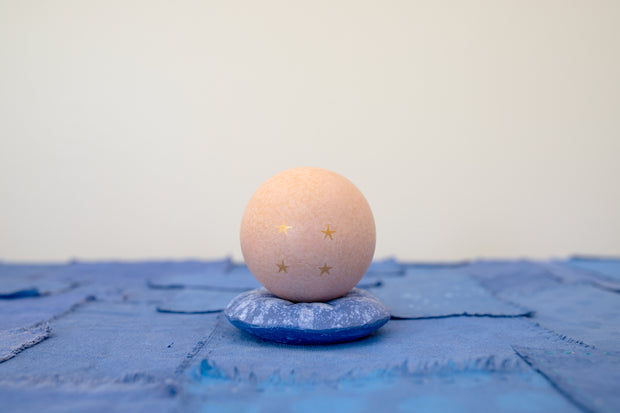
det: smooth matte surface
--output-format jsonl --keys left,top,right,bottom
{"left": 0, "top": 257, "right": 618, "bottom": 412}
{"left": 2, "top": 3, "right": 620, "bottom": 263}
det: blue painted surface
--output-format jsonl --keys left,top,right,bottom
{"left": 0, "top": 258, "right": 618, "bottom": 412}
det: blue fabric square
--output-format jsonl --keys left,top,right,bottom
{"left": 150, "top": 263, "right": 380, "bottom": 294}
{"left": 370, "top": 268, "right": 531, "bottom": 319}
{"left": 466, "top": 260, "right": 562, "bottom": 296}
{"left": 0, "top": 288, "right": 94, "bottom": 331}
{"left": 1, "top": 258, "right": 618, "bottom": 412}
{"left": 0, "top": 325, "right": 51, "bottom": 363}
{"left": 514, "top": 347, "right": 620, "bottom": 413}
{"left": 156, "top": 290, "right": 239, "bottom": 314}
{"left": 504, "top": 284, "right": 620, "bottom": 351}
{"left": 545, "top": 261, "right": 620, "bottom": 292}
{"left": 547, "top": 259, "right": 620, "bottom": 293}
{"left": 0, "top": 264, "right": 75, "bottom": 298}
{"left": 0, "top": 301, "right": 220, "bottom": 383}
{"left": 198, "top": 315, "right": 571, "bottom": 382}
{"left": 567, "top": 257, "right": 620, "bottom": 281}
{"left": 147, "top": 259, "right": 237, "bottom": 290}
{"left": 185, "top": 368, "right": 579, "bottom": 413}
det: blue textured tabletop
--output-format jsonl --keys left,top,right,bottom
{"left": 1, "top": 257, "right": 619, "bottom": 412}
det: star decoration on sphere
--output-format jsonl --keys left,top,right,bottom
{"left": 276, "top": 259, "right": 289, "bottom": 273}
{"left": 275, "top": 220, "right": 292, "bottom": 235}
{"left": 321, "top": 224, "right": 336, "bottom": 240}
{"left": 318, "top": 263, "right": 333, "bottom": 276}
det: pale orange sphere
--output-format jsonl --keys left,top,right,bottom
{"left": 240, "top": 167, "right": 376, "bottom": 302}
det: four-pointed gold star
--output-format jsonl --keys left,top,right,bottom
{"left": 276, "top": 259, "right": 289, "bottom": 273}
{"left": 318, "top": 263, "right": 333, "bottom": 276}
{"left": 321, "top": 224, "right": 336, "bottom": 240}
{"left": 275, "top": 220, "right": 292, "bottom": 235}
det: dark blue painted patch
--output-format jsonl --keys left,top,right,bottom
{"left": 0, "top": 288, "right": 41, "bottom": 299}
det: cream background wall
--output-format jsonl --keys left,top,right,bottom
{"left": 1, "top": 1, "right": 619, "bottom": 262}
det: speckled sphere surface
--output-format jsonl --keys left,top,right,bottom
{"left": 240, "top": 167, "right": 376, "bottom": 302}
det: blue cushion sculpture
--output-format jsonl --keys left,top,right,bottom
{"left": 224, "top": 288, "right": 390, "bottom": 344}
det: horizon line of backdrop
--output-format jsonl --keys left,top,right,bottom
{"left": 1, "top": 1, "right": 619, "bottom": 263}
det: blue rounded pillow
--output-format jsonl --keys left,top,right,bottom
{"left": 224, "top": 288, "right": 390, "bottom": 344}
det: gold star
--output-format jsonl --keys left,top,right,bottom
{"left": 276, "top": 259, "right": 289, "bottom": 273}
{"left": 321, "top": 224, "right": 336, "bottom": 240}
{"left": 318, "top": 263, "right": 333, "bottom": 276}
{"left": 275, "top": 220, "right": 292, "bottom": 235}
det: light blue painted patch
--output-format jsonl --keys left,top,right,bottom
{"left": 399, "top": 395, "right": 464, "bottom": 413}
{"left": 199, "top": 402, "right": 260, "bottom": 413}
{"left": 293, "top": 395, "right": 365, "bottom": 413}
{"left": 496, "top": 391, "right": 572, "bottom": 413}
